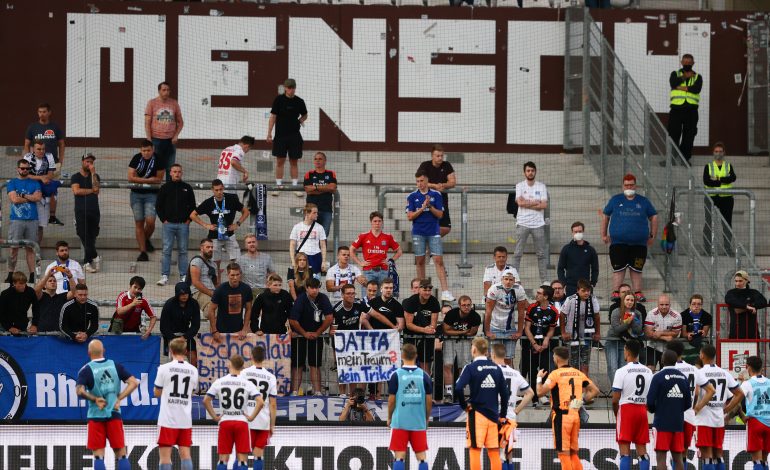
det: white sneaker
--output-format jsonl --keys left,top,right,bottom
{"left": 84, "top": 262, "right": 96, "bottom": 273}
{"left": 441, "top": 290, "right": 456, "bottom": 302}
{"left": 293, "top": 191, "right": 304, "bottom": 198}
{"left": 180, "top": 275, "right": 186, "bottom": 283}
{"left": 92, "top": 256, "right": 102, "bottom": 272}
{"left": 157, "top": 275, "right": 169, "bottom": 286}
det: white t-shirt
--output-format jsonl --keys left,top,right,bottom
{"left": 217, "top": 144, "right": 246, "bottom": 187}
{"left": 611, "top": 362, "right": 653, "bottom": 406}
{"left": 486, "top": 283, "right": 527, "bottom": 331}
{"left": 644, "top": 308, "right": 683, "bottom": 352}
{"left": 44, "top": 259, "right": 86, "bottom": 294}
{"left": 694, "top": 363, "right": 739, "bottom": 428}
{"left": 499, "top": 364, "right": 530, "bottom": 420}
{"left": 154, "top": 360, "right": 199, "bottom": 429}
{"left": 514, "top": 180, "right": 548, "bottom": 228}
{"left": 206, "top": 374, "right": 259, "bottom": 423}
{"left": 241, "top": 366, "right": 278, "bottom": 431}
{"left": 482, "top": 264, "right": 519, "bottom": 291}
{"left": 673, "top": 360, "right": 698, "bottom": 424}
{"left": 290, "top": 222, "right": 327, "bottom": 256}
{"left": 326, "top": 263, "right": 362, "bottom": 301}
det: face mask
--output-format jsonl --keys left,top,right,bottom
{"left": 682, "top": 64, "right": 693, "bottom": 72}
{"left": 573, "top": 232, "right": 584, "bottom": 242}
{"left": 623, "top": 189, "right": 636, "bottom": 197}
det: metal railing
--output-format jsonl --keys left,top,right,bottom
{"left": 563, "top": 7, "right": 765, "bottom": 309}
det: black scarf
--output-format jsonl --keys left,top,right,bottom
{"left": 570, "top": 295, "right": 596, "bottom": 344}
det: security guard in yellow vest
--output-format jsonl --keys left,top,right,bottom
{"left": 703, "top": 142, "right": 736, "bottom": 254}
{"left": 667, "top": 54, "right": 703, "bottom": 165}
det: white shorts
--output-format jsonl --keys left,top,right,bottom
{"left": 213, "top": 237, "right": 240, "bottom": 262}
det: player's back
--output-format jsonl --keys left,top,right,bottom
{"left": 207, "top": 374, "right": 258, "bottom": 423}
{"left": 695, "top": 363, "right": 738, "bottom": 428}
{"left": 241, "top": 365, "right": 278, "bottom": 430}
{"left": 673, "top": 360, "right": 697, "bottom": 425}
{"left": 156, "top": 360, "right": 199, "bottom": 429}
{"left": 647, "top": 366, "right": 691, "bottom": 432}
{"left": 217, "top": 144, "right": 244, "bottom": 186}
{"left": 547, "top": 366, "right": 591, "bottom": 417}
{"left": 499, "top": 364, "right": 529, "bottom": 420}
{"left": 613, "top": 361, "right": 653, "bottom": 406}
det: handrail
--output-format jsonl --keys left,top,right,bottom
{"left": 0, "top": 239, "right": 43, "bottom": 274}
{"left": 377, "top": 185, "right": 552, "bottom": 270}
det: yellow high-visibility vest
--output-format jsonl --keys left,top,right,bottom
{"left": 670, "top": 71, "right": 700, "bottom": 106}
{"left": 706, "top": 161, "right": 733, "bottom": 197}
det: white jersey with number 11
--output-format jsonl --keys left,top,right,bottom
{"left": 155, "top": 360, "right": 199, "bottom": 429}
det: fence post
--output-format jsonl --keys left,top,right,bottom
{"left": 563, "top": 8, "right": 573, "bottom": 149}
{"left": 621, "top": 70, "right": 629, "bottom": 176}
{"left": 600, "top": 40, "right": 609, "bottom": 187}
{"left": 458, "top": 191, "right": 471, "bottom": 271}
{"left": 581, "top": 9, "right": 592, "bottom": 167}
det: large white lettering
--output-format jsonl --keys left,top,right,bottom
{"left": 66, "top": 14, "right": 166, "bottom": 138}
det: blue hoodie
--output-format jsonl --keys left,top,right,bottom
{"left": 647, "top": 365, "right": 691, "bottom": 432}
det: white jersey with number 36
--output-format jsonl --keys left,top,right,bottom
{"left": 499, "top": 364, "right": 530, "bottom": 420}
{"left": 611, "top": 362, "right": 652, "bottom": 406}
{"left": 217, "top": 144, "right": 246, "bottom": 186}
{"left": 155, "top": 360, "right": 199, "bottom": 429}
{"left": 241, "top": 366, "right": 278, "bottom": 430}
{"left": 206, "top": 374, "right": 259, "bottom": 423}
{"left": 674, "top": 360, "right": 698, "bottom": 424}
{"left": 694, "top": 363, "right": 739, "bottom": 428}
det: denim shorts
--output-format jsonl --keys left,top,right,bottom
{"left": 490, "top": 327, "right": 518, "bottom": 358}
{"left": 130, "top": 192, "right": 157, "bottom": 221}
{"left": 412, "top": 234, "right": 443, "bottom": 256}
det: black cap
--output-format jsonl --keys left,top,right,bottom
{"left": 82, "top": 153, "right": 96, "bottom": 161}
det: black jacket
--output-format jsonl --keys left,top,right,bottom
{"left": 0, "top": 285, "right": 37, "bottom": 331}
{"left": 557, "top": 240, "right": 599, "bottom": 288}
{"left": 155, "top": 180, "right": 197, "bottom": 224}
{"left": 160, "top": 282, "right": 201, "bottom": 341}
{"left": 59, "top": 298, "right": 99, "bottom": 340}
{"left": 725, "top": 286, "right": 768, "bottom": 339}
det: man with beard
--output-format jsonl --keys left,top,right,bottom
{"left": 45, "top": 241, "right": 86, "bottom": 293}
{"left": 71, "top": 153, "right": 101, "bottom": 273}
{"left": 187, "top": 239, "right": 218, "bottom": 318}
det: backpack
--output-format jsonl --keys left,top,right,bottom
{"left": 184, "top": 255, "right": 217, "bottom": 289}
{"left": 506, "top": 191, "right": 518, "bottom": 217}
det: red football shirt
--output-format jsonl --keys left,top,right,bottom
{"left": 351, "top": 231, "right": 399, "bottom": 270}
{"left": 115, "top": 291, "right": 155, "bottom": 332}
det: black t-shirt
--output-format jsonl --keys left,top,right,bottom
{"left": 290, "top": 292, "right": 333, "bottom": 332}
{"left": 333, "top": 300, "right": 369, "bottom": 330}
{"left": 26, "top": 121, "right": 64, "bottom": 161}
{"left": 71, "top": 171, "right": 100, "bottom": 214}
{"left": 525, "top": 303, "right": 559, "bottom": 339}
{"left": 442, "top": 307, "right": 481, "bottom": 335}
{"left": 417, "top": 160, "right": 454, "bottom": 206}
{"left": 270, "top": 94, "right": 308, "bottom": 136}
{"left": 287, "top": 267, "right": 314, "bottom": 299}
{"left": 367, "top": 296, "right": 404, "bottom": 330}
{"left": 211, "top": 282, "right": 253, "bottom": 333}
{"left": 304, "top": 170, "right": 337, "bottom": 212}
{"left": 251, "top": 289, "right": 293, "bottom": 334}
{"left": 401, "top": 294, "right": 441, "bottom": 334}
{"left": 128, "top": 153, "right": 162, "bottom": 194}
{"left": 36, "top": 292, "right": 69, "bottom": 332}
{"left": 680, "top": 308, "right": 713, "bottom": 335}
{"left": 195, "top": 193, "right": 244, "bottom": 239}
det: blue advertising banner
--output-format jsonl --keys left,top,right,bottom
{"left": 0, "top": 335, "right": 161, "bottom": 421}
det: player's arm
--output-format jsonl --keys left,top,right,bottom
{"left": 203, "top": 394, "right": 221, "bottom": 422}
{"left": 583, "top": 378, "right": 599, "bottom": 404}
{"left": 269, "top": 395, "right": 277, "bottom": 434}
{"left": 386, "top": 374, "right": 398, "bottom": 427}
{"left": 189, "top": 210, "right": 213, "bottom": 231}
{"left": 114, "top": 376, "right": 139, "bottom": 410}
{"left": 231, "top": 159, "right": 248, "bottom": 182}
{"left": 454, "top": 365, "right": 471, "bottom": 409}
{"left": 497, "top": 373, "right": 511, "bottom": 419}
{"left": 423, "top": 371, "right": 433, "bottom": 427}
{"left": 724, "top": 387, "right": 745, "bottom": 415}
{"left": 612, "top": 390, "right": 621, "bottom": 418}
{"left": 247, "top": 395, "right": 265, "bottom": 422}
{"left": 693, "top": 381, "right": 716, "bottom": 415}
{"left": 484, "top": 298, "right": 495, "bottom": 338}
{"left": 536, "top": 370, "right": 554, "bottom": 398}
{"left": 515, "top": 387, "right": 535, "bottom": 415}
{"left": 76, "top": 385, "right": 106, "bottom": 409}
{"left": 153, "top": 386, "right": 163, "bottom": 398}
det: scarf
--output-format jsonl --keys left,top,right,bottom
{"left": 570, "top": 294, "right": 596, "bottom": 345}
{"left": 135, "top": 154, "right": 156, "bottom": 178}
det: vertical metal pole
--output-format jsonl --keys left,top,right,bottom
{"left": 333, "top": 191, "right": 341, "bottom": 254}
{"left": 458, "top": 191, "right": 470, "bottom": 269}
{"left": 622, "top": 70, "right": 629, "bottom": 175}
{"left": 600, "top": 40, "right": 609, "bottom": 186}
{"left": 750, "top": 196, "right": 756, "bottom": 260}
{"left": 643, "top": 104, "right": 651, "bottom": 181}
{"left": 687, "top": 177, "right": 696, "bottom": 295}
{"left": 564, "top": 8, "right": 573, "bottom": 150}
{"left": 377, "top": 189, "right": 386, "bottom": 215}
{"left": 582, "top": 10, "right": 592, "bottom": 167}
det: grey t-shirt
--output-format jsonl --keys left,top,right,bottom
{"left": 190, "top": 256, "right": 216, "bottom": 294}
{"left": 236, "top": 252, "right": 276, "bottom": 289}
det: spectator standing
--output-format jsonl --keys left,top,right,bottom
{"left": 188, "top": 239, "right": 218, "bottom": 317}
{"left": 145, "top": 81, "right": 183, "bottom": 181}
{"left": 44, "top": 241, "right": 85, "bottom": 294}
{"left": 251, "top": 274, "right": 293, "bottom": 335}
{"left": 0, "top": 272, "right": 37, "bottom": 334}
{"left": 331, "top": 284, "right": 369, "bottom": 397}
{"left": 350, "top": 211, "right": 402, "bottom": 296}
{"left": 237, "top": 234, "right": 276, "bottom": 299}
{"left": 208, "top": 263, "right": 253, "bottom": 342}
{"left": 339, "top": 388, "right": 374, "bottom": 422}
{"left": 560, "top": 279, "right": 601, "bottom": 374}
{"left": 557, "top": 222, "right": 599, "bottom": 297}
{"left": 482, "top": 246, "right": 518, "bottom": 300}
{"left": 724, "top": 270, "right": 768, "bottom": 339}
{"left": 23, "top": 140, "right": 56, "bottom": 243}
{"left": 402, "top": 279, "right": 441, "bottom": 375}
{"left": 406, "top": 170, "right": 453, "bottom": 302}
{"left": 601, "top": 174, "right": 658, "bottom": 302}
{"left": 32, "top": 267, "right": 75, "bottom": 333}
{"left": 267, "top": 78, "right": 308, "bottom": 193}
{"left": 646, "top": 349, "right": 691, "bottom": 470}
{"left": 71, "top": 153, "right": 101, "bottom": 273}
{"left": 304, "top": 152, "right": 337, "bottom": 237}
{"left": 23, "top": 103, "right": 64, "bottom": 225}
{"left": 521, "top": 286, "right": 558, "bottom": 392}
{"left": 6, "top": 159, "right": 42, "bottom": 283}
{"left": 484, "top": 269, "right": 528, "bottom": 365}
{"left": 605, "top": 293, "right": 644, "bottom": 386}
{"left": 513, "top": 161, "right": 549, "bottom": 285}
{"left": 680, "top": 294, "right": 712, "bottom": 349}
{"left": 159, "top": 282, "right": 200, "bottom": 366}
{"left": 667, "top": 54, "right": 702, "bottom": 165}
{"left": 287, "top": 253, "right": 313, "bottom": 301}
{"left": 643, "top": 294, "right": 682, "bottom": 368}
{"left": 441, "top": 295, "right": 481, "bottom": 403}
{"left": 155, "top": 163, "right": 197, "bottom": 286}
{"left": 363, "top": 277, "right": 404, "bottom": 331}
{"left": 703, "top": 142, "right": 736, "bottom": 254}
{"left": 288, "top": 277, "right": 333, "bottom": 396}
{"left": 128, "top": 139, "right": 165, "bottom": 262}
{"left": 417, "top": 145, "right": 456, "bottom": 237}
{"left": 326, "top": 246, "right": 365, "bottom": 303}
{"left": 112, "top": 276, "right": 156, "bottom": 339}
{"left": 217, "top": 136, "right": 254, "bottom": 190}
{"left": 289, "top": 203, "right": 327, "bottom": 275}
{"left": 190, "top": 179, "right": 250, "bottom": 273}
{"left": 59, "top": 283, "right": 99, "bottom": 342}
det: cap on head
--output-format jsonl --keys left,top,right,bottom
{"left": 284, "top": 78, "right": 297, "bottom": 88}
{"left": 735, "top": 270, "right": 750, "bottom": 281}
{"left": 501, "top": 269, "right": 516, "bottom": 279}
{"left": 82, "top": 153, "right": 96, "bottom": 161}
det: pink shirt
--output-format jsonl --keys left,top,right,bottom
{"left": 145, "top": 97, "right": 182, "bottom": 139}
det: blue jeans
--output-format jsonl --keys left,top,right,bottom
{"left": 152, "top": 138, "right": 176, "bottom": 182}
{"left": 604, "top": 339, "right": 625, "bottom": 386}
{"left": 317, "top": 211, "right": 333, "bottom": 239}
{"left": 362, "top": 268, "right": 389, "bottom": 297}
{"left": 162, "top": 222, "right": 189, "bottom": 277}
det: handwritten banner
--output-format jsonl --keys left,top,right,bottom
{"left": 333, "top": 330, "right": 401, "bottom": 384}
{"left": 196, "top": 333, "right": 291, "bottom": 395}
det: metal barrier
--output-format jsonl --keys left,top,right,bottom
{"left": 376, "top": 185, "right": 552, "bottom": 271}
{"left": 0, "top": 239, "right": 43, "bottom": 273}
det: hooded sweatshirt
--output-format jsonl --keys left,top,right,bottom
{"left": 160, "top": 282, "right": 201, "bottom": 342}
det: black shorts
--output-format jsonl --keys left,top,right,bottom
{"left": 272, "top": 134, "right": 303, "bottom": 160}
{"left": 405, "top": 336, "right": 435, "bottom": 364}
{"left": 291, "top": 337, "right": 323, "bottom": 368}
{"left": 439, "top": 194, "right": 451, "bottom": 228}
{"left": 609, "top": 244, "right": 647, "bottom": 273}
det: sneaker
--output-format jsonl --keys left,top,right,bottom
{"left": 157, "top": 275, "right": 169, "bottom": 286}
{"left": 339, "top": 394, "right": 347, "bottom": 399}
{"left": 634, "top": 291, "right": 647, "bottom": 303}
{"left": 92, "top": 256, "right": 102, "bottom": 272}
{"left": 4, "top": 272, "right": 12, "bottom": 284}
{"left": 84, "top": 262, "right": 97, "bottom": 273}
{"left": 180, "top": 275, "right": 186, "bottom": 283}
{"left": 441, "top": 290, "right": 456, "bottom": 302}
{"left": 137, "top": 252, "right": 149, "bottom": 262}
{"left": 145, "top": 239, "right": 155, "bottom": 253}
{"left": 48, "top": 216, "right": 64, "bottom": 226}
{"left": 313, "top": 390, "right": 324, "bottom": 397}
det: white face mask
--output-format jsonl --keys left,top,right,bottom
{"left": 573, "top": 232, "right": 584, "bottom": 242}
{"left": 623, "top": 189, "right": 636, "bottom": 197}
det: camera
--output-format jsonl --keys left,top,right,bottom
{"left": 354, "top": 389, "right": 366, "bottom": 405}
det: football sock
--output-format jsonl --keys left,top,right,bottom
{"left": 638, "top": 454, "right": 650, "bottom": 470}
{"left": 570, "top": 453, "right": 582, "bottom": 470}
{"left": 619, "top": 455, "right": 631, "bottom": 470}
{"left": 469, "top": 448, "right": 482, "bottom": 470}
{"left": 715, "top": 457, "right": 725, "bottom": 470}
{"left": 181, "top": 460, "right": 193, "bottom": 470}
{"left": 253, "top": 457, "right": 263, "bottom": 470}
{"left": 393, "top": 459, "right": 405, "bottom": 470}
{"left": 238, "top": 462, "right": 248, "bottom": 470}
{"left": 216, "top": 462, "right": 227, "bottom": 470}
{"left": 117, "top": 457, "right": 131, "bottom": 470}
{"left": 703, "top": 458, "right": 715, "bottom": 470}
{"left": 489, "top": 453, "right": 502, "bottom": 470}
{"left": 159, "top": 464, "right": 172, "bottom": 470}
{"left": 94, "top": 458, "right": 106, "bottom": 470}
{"left": 418, "top": 461, "right": 428, "bottom": 470}
{"left": 558, "top": 453, "right": 572, "bottom": 470}
{"left": 754, "top": 461, "right": 764, "bottom": 470}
